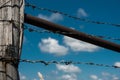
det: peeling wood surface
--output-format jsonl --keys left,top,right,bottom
{"left": 0, "top": 0, "right": 24, "bottom": 80}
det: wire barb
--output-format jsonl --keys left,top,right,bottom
{"left": 0, "top": 57, "right": 120, "bottom": 69}
{"left": 24, "top": 24, "right": 120, "bottom": 41}
{"left": 25, "top": 2, "right": 120, "bottom": 27}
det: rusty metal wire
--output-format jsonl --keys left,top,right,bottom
{"left": 0, "top": 0, "right": 24, "bottom": 9}
{"left": 0, "top": 56, "right": 119, "bottom": 69}
{"left": 0, "top": 45, "right": 119, "bottom": 69}
{"left": 0, "top": 0, "right": 11, "bottom": 8}
{"left": 25, "top": 2, "right": 120, "bottom": 27}
{"left": 24, "top": 24, "right": 120, "bottom": 41}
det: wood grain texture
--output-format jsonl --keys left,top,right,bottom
{"left": 0, "top": 0, "right": 24, "bottom": 80}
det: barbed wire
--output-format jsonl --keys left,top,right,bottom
{"left": 0, "top": 45, "right": 19, "bottom": 53}
{"left": 0, "top": 56, "right": 119, "bottom": 69}
{"left": 25, "top": 2, "right": 120, "bottom": 27}
{"left": 0, "top": 0, "right": 24, "bottom": 23}
{"left": 0, "top": 45, "right": 119, "bottom": 69}
{"left": 24, "top": 24, "right": 51, "bottom": 33}
{"left": 0, "top": 0, "right": 11, "bottom": 9}
{"left": 24, "top": 25, "right": 120, "bottom": 41}
{"left": 0, "top": 0, "right": 23, "bottom": 9}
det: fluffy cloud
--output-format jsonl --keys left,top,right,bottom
{"left": 19, "top": 73, "right": 27, "bottom": 80}
{"left": 64, "top": 36, "right": 99, "bottom": 52}
{"left": 89, "top": 72, "right": 120, "bottom": 80}
{"left": 20, "top": 75, "right": 26, "bottom": 80}
{"left": 61, "top": 74, "right": 77, "bottom": 80}
{"left": 56, "top": 64, "right": 81, "bottom": 80}
{"left": 38, "top": 13, "right": 63, "bottom": 22}
{"left": 101, "top": 72, "right": 110, "bottom": 76}
{"left": 90, "top": 75, "right": 98, "bottom": 80}
{"left": 114, "top": 62, "right": 120, "bottom": 67}
{"left": 112, "top": 75, "right": 119, "bottom": 80}
{"left": 39, "top": 36, "right": 99, "bottom": 56}
{"left": 77, "top": 8, "right": 88, "bottom": 17}
{"left": 51, "top": 70, "right": 58, "bottom": 75}
{"left": 39, "top": 37, "right": 68, "bottom": 56}
{"left": 56, "top": 64, "right": 81, "bottom": 73}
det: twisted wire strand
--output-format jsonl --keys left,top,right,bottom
{"left": 0, "top": 44, "right": 119, "bottom": 69}
{"left": 0, "top": 56, "right": 119, "bottom": 68}
{"left": 25, "top": 2, "right": 120, "bottom": 27}
{"left": 24, "top": 25, "right": 120, "bottom": 41}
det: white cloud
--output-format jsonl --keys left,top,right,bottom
{"left": 112, "top": 75, "right": 119, "bottom": 80}
{"left": 20, "top": 75, "right": 26, "bottom": 80}
{"left": 39, "top": 37, "right": 68, "bottom": 56}
{"left": 89, "top": 72, "right": 120, "bottom": 80}
{"left": 77, "top": 8, "right": 88, "bottom": 17}
{"left": 56, "top": 63, "right": 80, "bottom": 80}
{"left": 19, "top": 73, "right": 27, "bottom": 80}
{"left": 38, "top": 13, "right": 63, "bottom": 22}
{"left": 90, "top": 75, "right": 98, "bottom": 80}
{"left": 61, "top": 74, "right": 77, "bottom": 80}
{"left": 51, "top": 70, "right": 58, "bottom": 75}
{"left": 101, "top": 72, "right": 110, "bottom": 76}
{"left": 114, "top": 62, "right": 120, "bottom": 67}
{"left": 56, "top": 64, "right": 81, "bottom": 73}
{"left": 63, "top": 36, "right": 99, "bottom": 52}
{"left": 38, "top": 72, "right": 44, "bottom": 80}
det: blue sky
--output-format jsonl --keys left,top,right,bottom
{"left": 19, "top": 0, "right": 120, "bottom": 80}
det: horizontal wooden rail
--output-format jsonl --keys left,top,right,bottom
{"left": 24, "top": 14, "right": 120, "bottom": 53}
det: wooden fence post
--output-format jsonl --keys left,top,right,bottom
{"left": 0, "top": 0, "right": 24, "bottom": 80}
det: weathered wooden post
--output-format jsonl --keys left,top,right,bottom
{"left": 0, "top": 0, "right": 24, "bottom": 80}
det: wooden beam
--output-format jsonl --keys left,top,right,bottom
{"left": 0, "top": 0, "right": 24, "bottom": 80}
{"left": 24, "top": 14, "right": 120, "bottom": 53}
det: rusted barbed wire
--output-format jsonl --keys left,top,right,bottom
{"left": 25, "top": 2, "right": 120, "bottom": 27}
{"left": 0, "top": 56, "right": 120, "bottom": 69}
{"left": 0, "top": 0, "right": 24, "bottom": 9}
{"left": 24, "top": 24, "right": 120, "bottom": 41}
{"left": 0, "top": 45, "right": 119, "bottom": 68}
